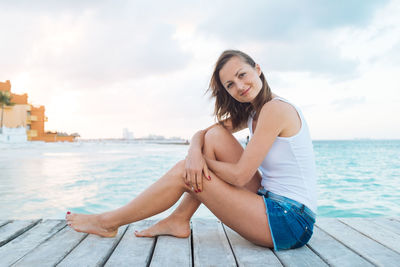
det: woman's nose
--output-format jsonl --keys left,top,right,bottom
{"left": 236, "top": 80, "right": 245, "bottom": 90}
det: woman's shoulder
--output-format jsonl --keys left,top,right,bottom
{"left": 260, "top": 98, "right": 302, "bottom": 137}
{"left": 260, "top": 98, "right": 293, "bottom": 115}
{"left": 259, "top": 98, "right": 299, "bottom": 126}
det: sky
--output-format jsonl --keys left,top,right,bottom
{"left": 1, "top": 0, "right": 399, "bottom": 140}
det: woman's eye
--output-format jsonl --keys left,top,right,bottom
{"left": 239, "top": 73, "right": 246, "bottom": 77}
{"left": 227, "top": 83, "right": 232, "bottom": 89}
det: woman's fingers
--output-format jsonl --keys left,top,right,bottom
{"left": 185, "top": 167, "right": 209, "bottom": 193}
{"left": 193, "top": 172, "right": 199, "bottom": 193}
{"left": 184, "top": 153, "right": 210, "bottom": 193}
{"left": 186, "top": 170, "right": 195, "bottom": 191}
{"left": 195, "top": 172, "right": 202, "bottom": 192}
{"left": 183, "top": 170, "right": 190, "bottom": 186}
{"left": 190, "top": 171, "right": 197, "bottom": 192}
{"left": 203, "top": 164, "right": 211, "bottom": 181}
{"left": 184, "top": 169, "right": 199, "bottom": 192}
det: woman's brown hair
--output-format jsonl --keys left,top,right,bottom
{"left": 208, "top": 50, "right": 272, "bottom": 130}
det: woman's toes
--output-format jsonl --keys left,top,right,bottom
{"left": 135, "top": 229, "right": 152, "bottom": 237}
{"left": 134, "top": 230, "right": 144, "bottom": 237}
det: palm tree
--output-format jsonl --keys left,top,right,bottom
{"left": 0, "top": 91, "right": 14, "bottom": 134}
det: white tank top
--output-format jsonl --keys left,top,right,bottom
{"left": 248, "top": 97, "right": 318, "bottom": 213}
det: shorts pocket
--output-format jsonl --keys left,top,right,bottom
{"left": 290, "top": 225, "right": 313, "bottom": 249}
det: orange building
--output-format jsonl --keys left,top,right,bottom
{"left": 0, "top": 80, "right": 76, "bottom": 142}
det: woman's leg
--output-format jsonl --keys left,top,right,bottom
{"left": 66, "top": 125, "right": 248, "bottom": 238}
{"left": 66, "top": 126, "right": 272, "bottom": 247}
{"left": 134, "top": 193, "right": 199, "bottom": 238}
{"left": 190, "top": 168, "right": 271, "bottom": 246}
{"left": 66, "top": 159, "right": 191, "bottom": 237}
{"left": 135, "top": 125, "right": 261, "bottom": 237}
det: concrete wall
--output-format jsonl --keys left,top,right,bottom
{"left": 0, "top": 126, "right": 27, "bottom": 143}
{"left": 0, "top": 80, "right": 11, "bottom": 92}
{"left": 11, "top": 93, "right": 28, "bottom": 104}
{"left": 31, "top": 133, "right": 75, "bottom": 142}
{"left": 30, "top": 105, "right": 45, "bottom": 137}
{"left": 2, "top": 105, "right": 30, "bottom": 128}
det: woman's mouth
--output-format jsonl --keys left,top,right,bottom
{"left": 240, "top": 87, "right": 251, "bottom": 96}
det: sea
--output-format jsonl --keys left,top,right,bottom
{"left": 0, "top": 140, "right": 399, "bottom": 220}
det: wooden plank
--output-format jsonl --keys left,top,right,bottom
{"left": 0, "top": 220, "right": 11, "bottom": 228}
{"left": 368, "top": 217, "right": 400, "bottom": 236}
{"left": 104, "top": 220, "right": 156, "bottom": 266}
{"left": 308, "top": 226, "right": 374, "bottom": 267}
{"left": 13, "top": 224, "right": 87, "bottom": 266}
{"left": 223, "top": 225, "right": 282, "bottom": 266}
{"left": 192, "top": 219, "right": 236, "bottom": 267}
{"left": 340, "top": 217, "right": 400, "bottom": 254}
{"left": 150, "top": 234, "right": 191, "bottom": 267}
{"left": 58, "top": 224, "right": 129, "bottom": 267}
{"left": 0, "top": 219, "right": 40, "bottom": 246}
{"left": 274, "top": 243, "right": 328, "bottom": 267}
{"left": 0, "top": 219, "right": 65, "bottom": 266}
{"left": 317, "top": 218, "right": 400, "bottom": 266}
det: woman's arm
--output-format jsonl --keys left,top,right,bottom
{"left": 185, "top": 119, "right": 246, "bottom": 191}
{"left": 205, "top": 101, "right": 288, "bottom": 186}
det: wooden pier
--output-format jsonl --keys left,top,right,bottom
{"left": 0, "top": 218, "right": 399, "bottom": 266}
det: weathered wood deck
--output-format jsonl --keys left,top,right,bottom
{"left": 0, "top": 218, "right": 399, "bottom": 266}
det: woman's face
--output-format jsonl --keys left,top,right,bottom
{"left": 219, "top": 56, "right": 263, "bottom": 103}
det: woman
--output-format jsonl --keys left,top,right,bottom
{"left": 66, "top": 50, "right": 317, "bottom": 250}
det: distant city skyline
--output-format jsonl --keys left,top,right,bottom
{"left": 122, "top": 128, "right": 134, "bottom": 140}
{"left": 1, "top": 0, "right": 399, "bottom": 140}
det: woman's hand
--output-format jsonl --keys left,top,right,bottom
{"left": 184, "top": 150, "right": 211, "bottom": 193}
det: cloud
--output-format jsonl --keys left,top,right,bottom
{"left": 2, "top": 0, "right": 387, "bottom": 86}
{"left": 331, "top": 96, "right": 366, "bottom": 110}
{"left": 1, "top": 0, "right": 399, "bottom": 139}
{"left": 370, "top": 38, "right": 400, "bottom": 67}
{"left": 250, "top": 37, "right": 359, "bottom": 78}
{"left": 0, "top": 0, "right": 104, "bottom": 13}
{"left": 198, "top": 0, "right": 388, "bottom": 41}
{"left": 193, "top": 0, "right": 389, "bottom": 78}
{"left": 0, "top": 1, "right": 192, "bottom": 90}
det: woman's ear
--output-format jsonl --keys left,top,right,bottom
{"left": 255, "top": 64, "right": 262, "bottom": 76}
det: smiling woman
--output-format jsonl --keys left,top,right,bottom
{"left": 66, "top": 50, "right": 317, "bottom": 251}
{"left": 208, "top": 50, "right": 272, "bottom": 131}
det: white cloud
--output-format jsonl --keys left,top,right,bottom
{"left": 1, "top": 0, "right": 399, "bottom": 139}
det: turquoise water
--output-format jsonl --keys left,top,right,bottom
{"left": 314, "top": 140, "right": 400, "bottom": 217}
{"left": 0, "top": 140, "right": 399, "bottom": 219}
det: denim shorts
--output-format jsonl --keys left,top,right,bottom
{"left": 257, "top": 188, "right": 316, "bottom": 251}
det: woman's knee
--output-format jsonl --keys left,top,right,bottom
{"left": 204, "top": 125, "right": 232, "bottom": 146}
{"left": 172, "top": 160, "right": 185, "bottom": 176}
{"left": 204, "top": 125, "right": 242, "bottom": 161}
{"left": 172, "top": 160, "right": 193, "bottom": 192}
{"left": 166, "top": 160, "right": 186, "bottom": 185}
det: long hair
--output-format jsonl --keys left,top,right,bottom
{"left": 208, "top": 50, "right": 272, "bottom": 130}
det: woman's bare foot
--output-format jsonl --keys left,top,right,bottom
{"left": 66, "top": 213, "right": 118, "bottom": 237}
{"left": 135, "top": 215, "right": 190, "bottom": 238}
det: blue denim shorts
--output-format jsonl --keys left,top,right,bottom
{"left": 257, "top": 188, "right": 316, "bottom": 251}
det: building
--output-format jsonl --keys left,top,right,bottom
{"left": 122, "top": 128, "right": 134, "bottom": 139}
{"left": 0, "top": 80, "right": 76, "bottom": 142}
